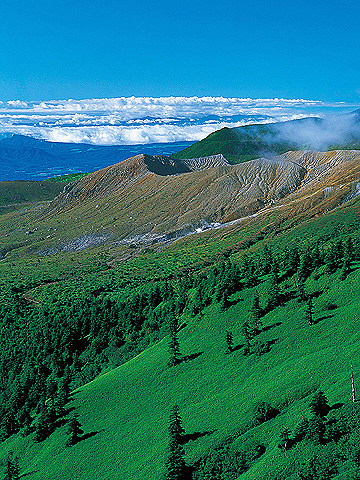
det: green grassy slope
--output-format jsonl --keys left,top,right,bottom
{"left": 0, "top": 180, "right": 65, "bottom": 214}
{"left": 2, "top": 263, "right": 360, "bottom": 479}
{"left": 2, "top": 201, "right": 360, "bottom": 479}
{"left": 44, "top": 172, "right": 89, "bottom": 183}
{"left": 1, "top": 151, "right": 360, "bottom": 479}
{"left": 171, "top": 125, "right": 297, "bottom": 164}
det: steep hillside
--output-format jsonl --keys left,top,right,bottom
{"left": 4, "top": 149, "right": 355, "bottom": 260}
{"left": 172, "top": 115, "right": 360, "bottom": 163}
{"left": 1, "top": 196, "right": 360, "bottom": 479}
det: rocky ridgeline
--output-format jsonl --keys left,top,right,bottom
{"left": 35, "top": 150, "right": 360, "bottom": 253}
{"left": 180, "top": 154, "right": 230, "bottom": 171}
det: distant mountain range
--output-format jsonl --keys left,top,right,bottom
{"left": 0, "top": 135, "right": 194, "bottom": 181}
{"left": 2, "top": 111, "right": 360, "bottom": 181}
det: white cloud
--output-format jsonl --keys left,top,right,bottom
{"left": 0, "top": 96, "right": 355, "bottom": 145}
{"left": 0, "top": 116, "right": 313, "bottom": 145}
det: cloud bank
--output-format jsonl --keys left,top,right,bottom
{"left": 0, "top": 96, "right": 355, "bottom": 145}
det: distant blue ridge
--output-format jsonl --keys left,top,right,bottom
{"left": 0, "top": 135, "right": 194, "bottom": 181}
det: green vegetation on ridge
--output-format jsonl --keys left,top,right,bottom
{"left": 171, "top": 125, "right": 299, "bottom": 163}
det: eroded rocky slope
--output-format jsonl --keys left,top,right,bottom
{"left": 2, "top": 149, "right": 360, "bottom": 259}
{"left": 33, "top": 150, "right": 359, "bottom": 249}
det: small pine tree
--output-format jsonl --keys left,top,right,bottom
{"left": 251, "top": 294, "right": 262, "bottom": 329}
{"left": 243, "top": 338, "right": 251, "bottom": 356}
{"left": 296, "top": 275, "right": 307, "bottom": 303}
{"left": 165, "top": 404, "right": 186, "bottom": 480}
{"left": 219, "top": 292, "right": 227, "bottom": 311}
{"left": 297, "top": 252, "right": 312, "bottom": 280}
{"left": 278, "top": 427, "right": 291, "bottom": 452}
{"left": 267, "top": 273, "right": 280, "bottom": 310}
{"left": 54, "top": 376, "right": 70, "bottom": 415}
{"left": 324, "top": 246, "right": 337, "bottom": 275}
{"left": 168, "top": 319, "right": 181, "bottom": 367}
{"left": 225, "top": 330, "right": 233, "bottom": 354}
{"left": 305, "top": 297, "right": 314, "bottom": 326}
{"left": 34, "top": 408, "right": 54, "bottom": 442}
{"left": 288, "top": 246, "right": 300, "bottom": 273}
{"left": 241, "top": 320, "right": 258, "bottom": 342}
{"left": 65, "top": 414, "right": 84, "bottom": 447}
{"left": 340, "top": 255, "right": 351, "bottom": 281}
{"left": 309, "top": 391, "right": 330, "bottom": 418}
{"left": 344, "top": 236, "right": 354, "bottom": 261}
{"left": 4, "top": 452, "right": 20, "bottom": 480}
{"left": 261, "top": 245, "right": 273, "bottom": 274}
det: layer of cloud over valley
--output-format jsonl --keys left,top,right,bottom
{"left": 0, "top": 96, "right": 356, "bottom": 146}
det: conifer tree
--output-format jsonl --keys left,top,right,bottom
{"left": 305, "top": 297, "right": 314, "bottom": 326}
{"left": 66, "top": 414, "right": 84, "bottom": 447}
{"left": 312, "top": 243, "right": 322, "bottom": 268}
{"left": 340, "top": 256, "right": 351, "bottom": 281}
{"left": 34, "top": 408, "right": 54, "bottom": 442}
{"left": 296, "top": 275, "right": 307, "bottom": 303}
{"left": 251, "top": 294, "right": 262, "bottom": 329}
{"left": 168, "top": 318, "right": 181, "bottom": 367}
{"left": 297, "top": 252, "right": 312, "bottom": 280}
{"left": 4, "top": 452, "right": 20, "bottom": 480}
{"left": 324, "top": 246, "right": 337, "bottom": 275}
{"left": 261, "top": 245, "right": 273, "bottom": 274}
{"left": 309, "top": 391, "right": 330, "bottom": 418}
{"left": 288, "top": 246, "right": 300, "bottom": 273}
{"left": 267, "top": 273, "right": 280, "bottom": 310}
{"left": 278, "top": 427, "right": 291, "bottom": 452}
{"left": 345, "top": 236, "right": 354, "bottom": 261}
{"left": 164, "top": 404, "right": 185, "bottom": 480}
{"left": 241, "top": 320, "right": 258, "bottom": 342}
{"left": 55, "top": 375, "right": 70, "bottom": 415}
{"left": 334, "top": 239, "right": 344, "bottom": 263}
{"left": 219, "top": 292, "right": 227, "bottom": 311}
{"left": 225, "top": 330, "right": 233, "bottom": 354}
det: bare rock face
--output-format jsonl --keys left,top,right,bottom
{"left": 180, "top": 154, "right": 230, "bottom": 171}
{"left": 38, "top": 149, "right": 360, "bottom": 251}
{"left": 43, "top": 153, "right": 231, "bottom": 214}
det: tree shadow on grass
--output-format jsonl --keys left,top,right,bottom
{"left": 183, "top": 464, "right": 195, "bottom": 480}
{"left": 182, "top": 430, "right": 216, "bottom": 444}
{"left": 74, "top": 429, "right": 104, "bottom": 445}
{"left": 262, "top": 322, "right": 282, "bottom": 333}
{"left": 313, "top": 314, "right": 333, "bottom": 325}
{"left": 181, "top": 351, "right": 204, "bottom": 364}
{"left": 311, "top": 290, "right": 324, "bottom": 299}
{"left": 62, "top": 405, "right": 76, "bottom": 417}
{"left": 227, "top": 298, "right": 244, "bottom": 307}
{"left": 232, "top": 343, "right": 245, "bottom": 353}
{"left": 68, "top": 390, "right": 83, "bottom": 402}
{"left": 330, "top": 402, "right": 344, "bottom": 411}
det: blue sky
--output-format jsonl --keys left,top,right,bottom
{"left": 1, "top": 0, "right": 360, "bottom": 102}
